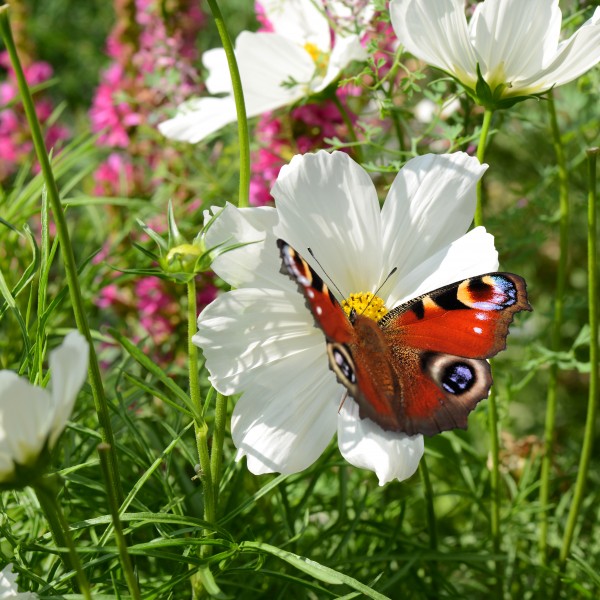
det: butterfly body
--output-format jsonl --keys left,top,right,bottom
{"left": 278, "top": 239, "right": 531, "bottom": 436}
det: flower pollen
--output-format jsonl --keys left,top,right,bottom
{"left": 342, "top": 292, "right": 388, "bottom": 321}
{"left": 303, "top": 42, "right": 329, "bottom": 76}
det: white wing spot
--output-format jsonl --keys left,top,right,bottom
{"left": 473, "top": 326, "right": 483, "bottom": 334}
{"left": 307, "top": 289, "right": 315, "bottom": 299}
{"left": 316, "top": 306, "right": 323, "bottom": 316}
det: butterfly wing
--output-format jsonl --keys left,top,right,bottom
{"left": 278, "top": 239, "right": 402, "bottom": 422}
{"left": 379, "top": 274, "right": 531, "bottom": 436}
{"left": 277, "top": 239, "right": 353, "bottom": 343}
{"left": 278, "top": 239, "right": 531, "bottom": 437}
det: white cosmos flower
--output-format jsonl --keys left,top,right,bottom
{"left": 194, "top": 150, "right": 499, "bottom": 485}
{"left": 0, "top": 332, "right": 88, "bottom": 484}
{"left": 390, "top": 0, "right": 600, "bottom": 107}
{"left": 158, "top": 0, "right": 368, "bottom": 143}
{"left": 0, "top": 564, "right": 38, "bottom": 599}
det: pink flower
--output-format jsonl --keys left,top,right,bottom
{"left": 255, "top": 1, "right": 275, "bottom": 32}
{"left": 94, "top": 153, "right": 136, "bottom": 196}
{"left": 0, "top": 51, "right": 69, "bottom": 181}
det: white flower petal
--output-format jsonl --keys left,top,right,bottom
{"left": 48, "top": 331, "right": 89, "bottom": 446}
{"left": 380, "top": 152, "right": 487, "bottom": 285}
{"left": 158, "top": 96, "right": 238, "bottom": 143}
{"left": 390, "top": 0, "right": 477, "bottom": 84}
{"left": 326, "top": 0, "right": 376, "bottom": 30}
{"left": 204, "top": 204, "right": 281, "bottom": 289}
{"left": 232, "top": 347, "right": 341, "bottom": 475}
{"left": 387, "top": 226, "right": 499, "bottom": 308}
{"left": 337, "top": 399, "right": 424, "bottom": 485}
{"left": 203, "top": 48, "right": 232, "bottom": 95}
{"left": 317, "top": 34, "right": 368, "bottom": 91}
{"left": 0, "top": 372, "right": 52, "bottom": 470}
{"left": 0, "top": 564, "right": 38, "bottom": 599}
{"left": 194, "top": 287, "right": 323, "bottom": 395}
{"left": 470, "top": 0, "right": 561, "bottom": 85}
{"left": 519, "top": 7, "right": 600, "bottom": 93}
{"left": 237, "top": 31, "right": 316, "bottom": 113}
{"left": 262, "top": 0, "right": 331, "bottom": 50}
{"left": 273, "top": 151, "right": 384, "bottom": 297}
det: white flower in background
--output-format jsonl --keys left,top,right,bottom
{"left": 0, "top": 332, "right": 89, "bottom": 484}
{"left": 194, "top": 150, "right": 498, "bottom": 485}
{"left": 390, "top": 0, "right": 600, "bottom": 108}
{"left": 158, "top": 0, "right": 368, "bottom": 143}
{"left": 0, "top": 564, "right": 38, "bottom": 599}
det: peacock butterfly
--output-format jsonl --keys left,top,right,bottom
{"left": 277, "top": 239, "right": 531, "bottom": 437}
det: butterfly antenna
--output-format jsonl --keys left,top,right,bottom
{"left": 360, "top": 267, "right": 398, "bottom": 316}
{"left": 307, "top": 247, "right": 346, "bottom": 300}
{"left": 338, "top": 390, "right": 349, "bottom": 414}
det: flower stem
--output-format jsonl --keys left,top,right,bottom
{"left": 419, "top": 457, "right": 438, "bottom": 595}
{"left": 187, "top": 279, "right": 202, "bottom": 420}
{"left": 552, "top": 147, "right": 599, "bottom": 599}
{"left": 487, "top": 384, "right": 503, "bottom": 598}
{"left": 419, "top": 457, "right": 437, "bottom": 552}
{"left": 98, "top": 444, "right": 141, "bottom": 600}
{"left": 331, "top": 92, "right": 363, "bottom": 164}
{"left": 205, "top": 0, "right": 250, "bottom": 208}
{"left": 472, "top": 107, "right": 502, "bottom": 597}
{"left": 538, "top": 91, "right": 570, "bottom": 567}
{"left": 187, "top": 280, "right": 214, "bottom": 524}
{"left": 33, "top": 476, "right": 92, "bottom": 599}
{"left": 210, "top": 393, "right": 227, "bottom": 514}
{"left": 0, "top": 6, "right": 123, "bottom": 503}
{"left": 474, "top": 108, "right": 493, "bottom": 227}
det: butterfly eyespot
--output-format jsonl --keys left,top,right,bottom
{"left": 422, "top": 353, "right": 478, "bottom": 397}
{"left": 441, "top": 362, "right": 476, "bottom": 395}
{"left": 328, "top": 343, "right": 356, "bottom": 385}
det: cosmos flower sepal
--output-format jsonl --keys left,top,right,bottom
{"left": 132, "top": 203, "right": 254, "bottom": 283}
{"left": 0, "top": 443, "right": 52, "bottom": 491}
{"left": 470, "top": 64, "right": 545, "bottom": 111}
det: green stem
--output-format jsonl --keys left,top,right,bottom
{"left": 474, "top": 108, "right": 493, "bottom": 227}
{"left": 473, "top": 107, "right": 502, "bottom": 597}
{"left": 539, "top": 91, "right": 570, "bottom": 567}
{"left": 419, "top": 457, "right": 437, "bottom": 552}
{"left": 552, "top": 148, "right": 599, "bottom": 599}
{"left": 0, "top": 6, "right": 123, "bottom": 503}
{"left": 187, "top": 280, "right": 214, "bottom": 524}
{"left": 210, "top": 393, "right": 227, "bottom": 515}
{"left": 487, "top": 384, "right": 503, "bottom": 598}
{"left": 187, "top": 280, "right": 202, "bottom": 417}
{"left": 420, "top": 457, "right": 438, "bottom": 596}
{"left": 98, "top": 444, "right": 141, "bottom": 600}
{"left": 33, "top": 476, "right": 92, "bottom": 599}
{"left": 205, "top": 0, "right": 250, "bottom": 208}
{"left": 331, "top": 93, "right": 363, "bottom": 164}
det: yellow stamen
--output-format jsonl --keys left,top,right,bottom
{"left": 342, "top": 292, "right": 389, "bottom": 321}
{"left": 303, "top": 42, "right": 329, "bottom": 77}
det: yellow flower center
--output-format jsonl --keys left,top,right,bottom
{"left": 342, "top": 292, "right": 389, "bottom": 321}
{"left": 303, "top": 42, "right": 329, "bottom": 78}
{"left": 167, "top": 243, "right": 202, "bottom": 262}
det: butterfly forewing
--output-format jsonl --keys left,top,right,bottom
{"left": 380, "top": 273, "right": 531, "bottom": 358}
{"left": 278, "top": 239, "right": 353, "bottom": 343}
